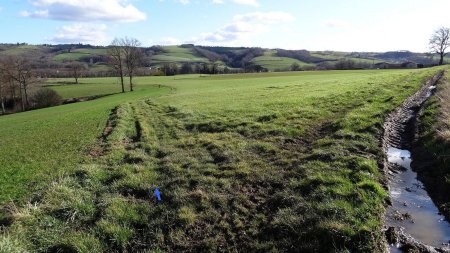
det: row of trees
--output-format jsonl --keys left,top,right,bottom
{"left": 108, "top": 37, "right": 143, "bottom": 93}
{"left": 0, "top": 57, "right": 34, "bottom": 113}
{"left": 158, "top": 62, "right": 271, "bottom": 76}
{"left": 0, "top": 57, "right": 62, "bottom": 114}
{"left": 161, "top": 62, "right": 232, "bottom": 76}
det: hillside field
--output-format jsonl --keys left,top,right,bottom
{"left": 0, "top": 68, "right": 446, "bottom": 252}
{"left": 1, "top": 44, "right": 448, "bottom": 77}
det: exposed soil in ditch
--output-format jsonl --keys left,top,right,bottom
{"left": 412, "top": 75, "right": 450, "bottom": 224}
{"left": 382, "top": 71, "right": 450, "bottom": 253}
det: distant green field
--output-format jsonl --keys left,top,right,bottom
{"left": 311, "top": 51, "right": 347, "bottom": 60}
{"left": 47, "top": 75, "right": 168, "bottom": 98}
{"left": 251, "top": 55, "right": 315, "bottom": 71}
{"left": 151, "top": 46, "right": 209, "bottom": 65}
{"left": 47, "top": 78, "right": 124, "bottom": 98}
{"left": 72, "top": 48, "right": 109, "bottom": 55}
{"left": 53, "top": 48, "right": 109, "bottom": 62}
{"left": 89, "top": 64, "right": 110, "bottom": 72}
{"left": 348, "top": 57, "right": 383, "bottom": 64}
{"left": 0, "top": 45, "right": 44, "bottom": 56}
{"left": 0, "top": 68, "right": 446, "bottom": 252}
{"left": 311, "top": 52, "right": 383, "bottom": 64}
{"left": 53, "top": 52, "right": 91, "bottom": 62}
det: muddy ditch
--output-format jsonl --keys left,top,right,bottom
{"left": 382, "top": 71, "right": 450, "bottom": 253}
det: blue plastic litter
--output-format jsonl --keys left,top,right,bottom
{"left": 154, "top": 188, "right": 162, "bottom": 201}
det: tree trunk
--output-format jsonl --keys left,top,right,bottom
{"left": 439, "top": 53, "right": 444, "bottom": 65}
{"left": 23, "top": 85, "right": 29, "bottom": 109}
{"left": 129, "top": 74, "right": 133, "bottom": 92}
{"left": 75, "top": 76, "right": 78, "bottom": 84}
{"left": 18, "top": 84, "right": 25, "bottom": 111}
{"left": 120, "top": 70, "right": 125, "bottom": 93}
{"left": 9, "top": 80, "right": 16, "bottom": 101}
{"left": 0, "top": 98, "right": 5, "bottom": 114}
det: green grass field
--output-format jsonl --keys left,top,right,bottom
{"left": 53, "top": 52, "right": 90, "bottom": 62}
{"left": 150, "top": 46, "right": 209, "bottom": 65}
{"left": 0, "top": 85, "right": 170, "bottom": 205}
{"left": 251, "top": 56, "right": 315, "bottom": 71}
{"left": 311, "top": 52, "right": 383, "bottom": 64}
{"left": 0, "top": 45, "right": 46, "bottom": 57}
{"left": 53, "top": 48, "right": 110, "bottom": 62}
{"left": 0, "top": 68, "right": 446, "bottom": 252}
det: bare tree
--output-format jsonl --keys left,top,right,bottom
{"left": 0, "top": 68, "right": 7, "bottom": 114}
{"left": 122, "top": 37, "right": 143, "bottom": 92}
{"left": 2, "top": 57, "right": 34, "bottom": 111}
{"left": 69, "top": 62, "right": 86, "bottom": 84}
{"left": 8, "top": 74, "right": 17, "bottom": 108}
{"left": 429, "top": 27, "right": 450, "bottom": 65}
{"left": 0, "top": 60, "right": 18, "bottom": 110}
{"left": 108, "top": 38, "right": 126, "bottom": 93}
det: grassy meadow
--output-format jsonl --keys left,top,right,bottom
{"left": 250, "top": 55, "right": 315, "bottom": 71}
{"left": 0, "top": 68, "right": 446, "bottom": 252}
{"left": 0, "top": 85, "right": 171, "bottom": 205}
{"left": 150, "top": 46, "right": 210, "bottom": 65}
{"left": 52, "top": 48, "right": 110, "bottom": 62}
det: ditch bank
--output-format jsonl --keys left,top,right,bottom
{"left": 382, "top": 70, "right": 450, "bottom": 253}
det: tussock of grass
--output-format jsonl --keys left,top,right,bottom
{"left": 40, "top": 177, "right": 96, "bottom": 223}
{"left": 0, "top": 231, "right": 28, "bottom": 253}
{"left": 437, "top": 77, "right": 450, "bottom": 141}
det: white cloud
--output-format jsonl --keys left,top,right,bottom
{"left": 190, "top": 11, "right": 294, "bottom": 45}
{"left": 157, "top": 37, "right": 181, "bottom": 45}
{"left": 22, "top": 0, "right": 147, "bottom": 22}
{"left": 233, "top": 11, "right": 295, "bottom": 24}
{"left": 323, "top": 19, "right": 352, "bottom": 29}
{"left": 50, "top": 23, "right": 110, "bottom": 45}
{"left": 232, "top": 0, "right": 259, "bottom": 7}
{"left": 172, "top": 0, "right": 258, "bottom": 6}
{"left": 210, "top": 0, "right": 258, "bottom": 6}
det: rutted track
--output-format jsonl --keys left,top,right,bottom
{"left": 382, "top": 71, "right": 450, "bottom": 252}
{"left": 383, "top": 72, "right": 443, "bottom": 150}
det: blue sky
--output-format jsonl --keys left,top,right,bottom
{"left": 0, "top": 0, "right": 449, "bottom": 52}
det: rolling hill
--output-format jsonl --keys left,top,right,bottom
{"left": 0, "top": 43, "right": 448, "bottom": 77}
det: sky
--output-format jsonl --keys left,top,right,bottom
{"left": 0, "top": 0, "right": 449, "bottom": 52}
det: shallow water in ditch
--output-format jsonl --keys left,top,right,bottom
{"left": 426, "top": 86, "right": 437, "bottom": 98}
{"left": 386, "top": 147, "right": 450, "bottom": 250}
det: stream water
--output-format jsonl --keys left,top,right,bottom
{"left": 386, "top": 147, "right": 450, "bottom": 251}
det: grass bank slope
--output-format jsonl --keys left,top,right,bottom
{"left": 415, "top": 70, "right": 450, "bottom": 220}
